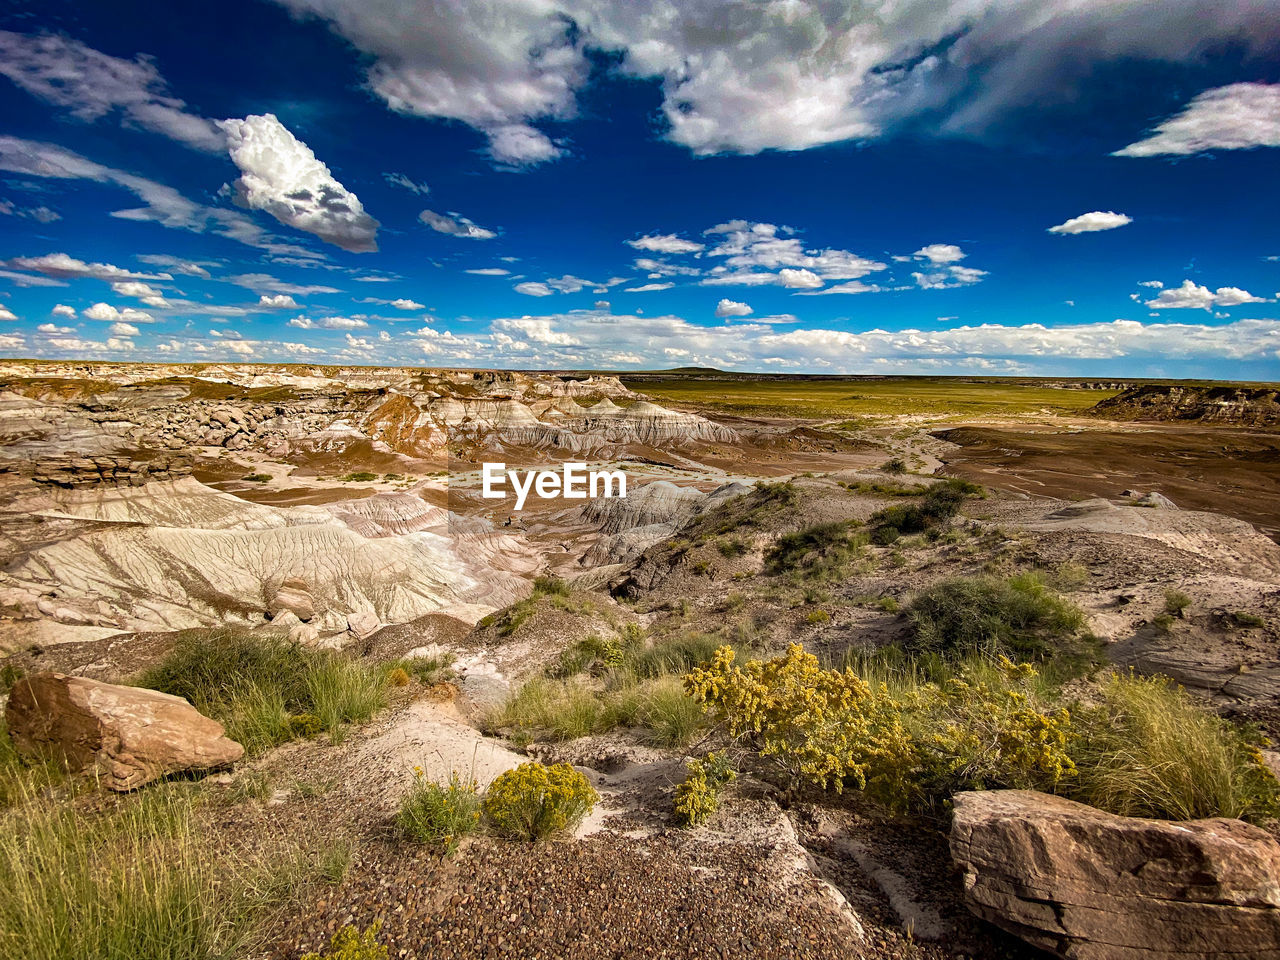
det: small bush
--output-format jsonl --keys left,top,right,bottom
{"left": 905, "top": 573, "right": 1089, "bottom": 666}
{"left": 764, "top": 520, "right": 866, "bottom": 579}
{"left": 1233, "top": 611, "right": 1265, "bottom": 628}
{"left": 1072, "top": 672, "right": 1280, "bottom": 822}
{"left": 339, "top": 472, "right": 379, "bottom": 483}
{"left": 396, "top": 771, "right": 481, "bottom": 856}
{"left": 1164, "top": 589, "right": 1192, "bottom": 616}
{"left": 630, "top": 632, "right": 724, "bottom": 679}
{"left": 717, "top": 538, "right": 747, "bottom": 558}
{"left": 301, "top": 923, "right": 388, "bottom": 960}
{"left": 805, "top": 609, "right": 831, "bottom": 624}
{"left": 138, "top": 630, "right": 387, "bottom": 754}
{"left": 386, "top": 667, "right": 411, "bottom": 687}
{"left": 673, "top": 752, "right": 736, "bottom": 827}
{"left": 880, "top": 458, "right": 907, "bottom": 474}
{"left": 385, "top": 653, "right": 456, "bottom": 687}
{"left": 491, "top": 677, "right": 603, "bottom": 741}
{"left": 288, "top": 713, "right": 324, "bottom": 739}
{"left": 482, "top": 762, "right": 598, "bottom": 841}
{"left": 241, "top": 473, "right": 272, "bottom": 483}
{"left": 868, "top": 478, "right": 979, "bottom": 541}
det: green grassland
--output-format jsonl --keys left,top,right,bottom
{"left": 623, "top": 375, "right": 1120, "bottom": 420}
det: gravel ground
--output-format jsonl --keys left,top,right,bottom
{"left": 267, "top": 832, "right": 930, "bottom": 960}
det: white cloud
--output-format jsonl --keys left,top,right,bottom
{"left": 265, "top": 1, "right": 1280, "bottom": 163}
{"left": 913, "top": 265, "right": 988, "bottom": 290}
{"left": 1048, "top": 211, "right": 1133, "bottom": 234}
{"left": 487, "top": 123, "right": 562, "bottom": 165}
{"left": 82, "top": 302, "right": 156, "bottom": 324}
{"left": 136, "top": 254, "right": 214, "bottom": 278}
{"left": 287, "top": 315, "right": 368, "bottom": 329}
{"left": 229, "top": 273, "right": 339, "bottom": 296}
{"left": 106, "top": 337, "right": 135, "bottom": 352}
{"left": 0, "top": 306, "right": 16, "bottom": 321}
{"left": 715, "top": 298, "right": 752, "bottom": 318}
{"left": 258, "top": 293, "right": 299, "bottom": 308}
{"left": 0, "top": 199, "right": 60, "bottom": 222}
{"left": 383, "top": 171, "right": 429, "bottom": 194}
{"left": 800, "top": 280, "right": 884, "bottom": 296}
{"left": 1145, "top": 279, "right": 1271, "bottom": 310}
{"left": 778, "top": 268, "right": 823, "bottom": 289}
{"left": 389, "top": 298, "right": 425, "bottom": 310}
{"left": 4, "top": 252, "right": 169, "bottom": 282}
{"left": 627, "top": 234, "right": 704, "bottom": 254}
{"left": 220, "top": 113, "right": 379, "bottom": 253}
{"left": 0, "top": 333, "right": 24, "bottom": 349}
{"left": 109, "top": 321, "right": 140, "bottom": 336}
{"left": 50, "top": 305, "right": 75, "bottom": 318}
{"left": 913, "top": 244, "right": 966, "bottom": 264}
{"left": 514, "top": 281, "right": 553, "bottom": 297}
{"left": 37, "top": 322, "right": 74, "bottom": 334}
{"left": 0, "top": 31, "right": 225, "bottom": 151}
{"left": 110, "top": 280, "right": 170, "bottom": 307}
{"left": 624, "top": 282, "right": 673, "bottom": 293}
{"left": 0, "top": 137, "right": 321, "bottom": 258}
{"left": 419, "top": 209, "right": 497, "bottom": 239}
{"left": 634, "top": 257, "right": 701, "bottom": 278}
{"left": 466, "top": 267, "right": 510, "bottom": 276}
{"left": 1137, "top": 280, "right": 1164, "bottom": 288}
{"left": 1115, "top": 83, "right": 1280, "bottom": 157}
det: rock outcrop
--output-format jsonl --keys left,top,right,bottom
{"left": 1091, "top": 385, "right": 1280, "bottom": 426}
{"left": 5, "top": 672, "right": 244, "bottom": 791}
{"left": 950, "top": 789, "right": 1280, "bottom": 959}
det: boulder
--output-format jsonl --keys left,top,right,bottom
{"left": 1136, "top": 491, "right": 1178, "bottom": 509}
{"left": 950, "top": 790, "right": 1280, "bottom": 959}
{"left": 347, "top": 609, "right": 380, "bottom": 639}
{"left": 268, "top": 576, "right": 316, "bottom": 622}
{"left": 5, "top": 672, "right": 244, "bottom": 791}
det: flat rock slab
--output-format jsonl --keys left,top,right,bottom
{"left": 6, "top": 672, "right": 243, "bottom": 791}
{"left": 950, "top": 789, "right": 1280, "bottom": 959}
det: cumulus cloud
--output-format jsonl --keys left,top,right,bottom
{"left": 287, "top": 314, "right": 368, "bottom": 329}
{"left": 800, "top": 280, "right": 884, "bottom": 296}
{"left": 634, "top": 257, "right": 701, "bottom": 278}
{"left": 913, "top": 244, "right": 966, "bottom": 264}
{"left": 259, "top": 294, "right": 299, "bottom": 308}
{"left": 0, "top": 137, "right": 322, "bottom": 258}
{"left": 1048, "top": 211, "right": 1133, "bottom": 234}
{"left": 390, "top": 298, "right": 425, "bottom": 310}
{"left": 4, "top": 252, "right": 169, "bottom": 282}
{"left": 220, "top": 113, "right": 380, "bottom": 253}
{"left": 110, "top": 280, "right": 170, "bottom": 307}
{"left": 0, "top": 306, "right": 16, "bottom": 321}
{"left": 699, "top": 220, "right": 888, "bottom": 290}
{"left": 419, "top": 209, "right": 497, "bottom": 239}
{"left": 627, "top": 234, "right": 704, "bottom": 254}
{"left": 715, "top": 298, "right": 752, "bottom": 318}
{"left": 514, "top": 281, "right": 553, "bottom": 297}
{"left": 1145, "top": 279, "right": 1271, "bottom": 310}
{"left": 37, "top": 322, "right": 74, "bottom": 333}
{"left": 1138, "top": 280, "right": 1164, "bottom": 288}
{"left": 0, "top": 31, "right": 225, "bottom": 151}
{"left": 82, "top": 302, "right": 155, "bottom": 324}
{"left": 51, "top": 304, "right": 76, "bottom": 318}
{"left": 269, "top": 0, "right": 1279, "bottom": 162}
{"left": 109, "top": 321, "right": 140, "bottom": 336}
{"left": 1115, "top": 83, "right": 1280, "bottom": 157}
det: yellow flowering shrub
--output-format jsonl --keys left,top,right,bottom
{"left": 674, "top": 752, "right": 735, "bottom": 827}
{"left": 685, "top": 645, "right": 1073, "bottom": 810}
{"left": 482, "top": 762, "right": 598, "bottom": 841}
{"left": 396, "top": 770, "right": 481, "bottom": 855}
{"left": 301, "top": 922, "right": 387, "bottom": 960}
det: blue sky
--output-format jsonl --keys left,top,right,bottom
{"left": 0, "top": 0, "right": 1278, "bottom": 378}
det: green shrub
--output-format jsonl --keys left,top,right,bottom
{"left": 1233, "top": 611, "right": 1265, "bottom": 628}
{"left": 1072, "top": 672, "right": 1280, "bottom": 822}
{"left": 764, "top": 520, "right": 866, "bottom": 578}
{"left": 673, "top": 752, "right": 736, "bottom": 827}
{"left": 1164, "top": 589, "right": 1192, "bottom": 616}
{"left": 868, "top": 478, "right": 979, "bottom": 541}
{"left": 396, "top": 772, "right": 481, "bottom": 856}
{"left": 717, "top": 538, "right": 747, "bottom": 558}
{"left": 490, "top": 677, "right": 604, "bottom": 741}
{"left": 880, "top": 458, "right": 907, "bottom": 474}
{"left": 301, "top": 923, "right": 388, "bottom": 960}
{"left": 241, "top": 473, "right": 272, "bottom": 483}
{"left": 905, "top": 573, "right": 1089, "bottom": 667}
{"left": 288, "top": 713, "right": 325, "bottom": 738}
{"left": 138, "top": 630, "right": 387, "bottom": 754}
{"left": 339, "top": 472, "right": 378, "bottom": 483}
{"left": 482, "top": 762, "right": 598, "bottom": 841}
{"left": 805, "top": 609, "right": 831, "bottom": 625}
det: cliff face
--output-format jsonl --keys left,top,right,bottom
{"left": 1090, "top": 385, "right": 1280, "bottom": 426}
